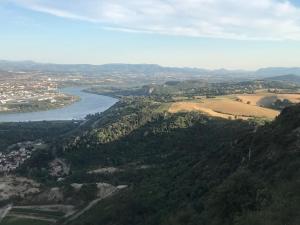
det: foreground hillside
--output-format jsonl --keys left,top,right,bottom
{"left": 0, "top": 95, "right": 299, "bottom": 225}
{"left": 59, "top": 101, "right": 299, "bottom": 225}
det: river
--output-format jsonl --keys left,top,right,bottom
{"left": 0, "top": 87, "right": 118, "bottom": 122}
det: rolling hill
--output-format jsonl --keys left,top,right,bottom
{"left": 61, "top": 100, "right": 300, "bottom": 225}
{"left": 1, "top": 60, "right": 300, "bottom": 80}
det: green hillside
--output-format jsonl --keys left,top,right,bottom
{"left": 2, "top": 94, "right": 299, "bottom": 225}
{"left": 49, "top": 99, "right": 299, "bottom": 225}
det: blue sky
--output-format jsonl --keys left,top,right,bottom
{"left": 1, "top": 0, "right": 300, "bottom": 69}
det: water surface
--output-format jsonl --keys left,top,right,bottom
{"left": 0, "top": 87, "right": 117, "bottom": 122}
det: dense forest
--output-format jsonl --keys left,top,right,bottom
{"left": 0, "top": 121, "right": 79, "bottom": 150}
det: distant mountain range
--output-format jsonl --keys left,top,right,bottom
{"left": 0, "top": 60, "right": 242, "bottom": 75}
{"left": 0, "top": 60, "right": 300, "bottom": 79}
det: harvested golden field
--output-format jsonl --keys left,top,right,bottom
{"left": 236, "top": 95, "right": 265, "bottom": 106}
{"left": 277, "top": 94, "right": 300, "bottom": 103}
{"left": 168, "top": 102, "right": 248, "bottom": 119}
{"left": 237, "top": 93, "right": 300, "bottom": 106}
{"left": 168, "top": 98, "right": 280, "bottom": 120}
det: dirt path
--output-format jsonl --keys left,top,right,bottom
{"left": 8, "top": 213, "right": 57, "bottom": 223}
{"left": 63, "top": 190, "right": 117, "bottom": 224}
{"left": 0, "top": 204, "right": 13, "bottom": 223}
{"left": 13, "top": 204, "right": 76, "bottom": 217}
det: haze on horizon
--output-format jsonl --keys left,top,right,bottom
{"left": 1, "top": 0, "right": 300, "bottom": 70}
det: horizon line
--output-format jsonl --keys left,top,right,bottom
{"left": 1, "top": 59, "right": 300, "bottom": 72}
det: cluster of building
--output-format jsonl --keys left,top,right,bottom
{"left": 0, "top": 71, "right": 82, "bottom": 112}
{"left": 0, "top": 141, "right": 42, "bottom": 173}
{"left": 0, "top": 78, "right": 59, "bottom": 105}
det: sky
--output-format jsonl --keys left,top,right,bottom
{"left": 1, "top": 0, "right": 300, "bottom": 70}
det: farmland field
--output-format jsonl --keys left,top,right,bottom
{"left": 236, "top": 92, "right": 300, "bottom": 106}
{"left": 168, "top": 95, "right": 281, "bottom": 120}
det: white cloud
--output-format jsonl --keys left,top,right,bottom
{"left": 8, "top": 0, "right": 300, "bottom": 40}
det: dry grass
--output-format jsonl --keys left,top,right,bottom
{"left": 202, "top": 99, "right": 278, "bottom": 117}
{"left": 236, "top": 95, "right": 265, "bottom": 106}
{"left": 236, "top": 93, "right": 300, "bottom": 105}
{"left": 277, "top": 94, "right": 300, "bottom": 103}
{"left": 168, "top": 102, "right": 236, "bottom": 119}
{"left": 169, "top": 97, "right": 280, "bottom": 120}
{"left": 168, "top": 91, "right": 300, "bottom": 120}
